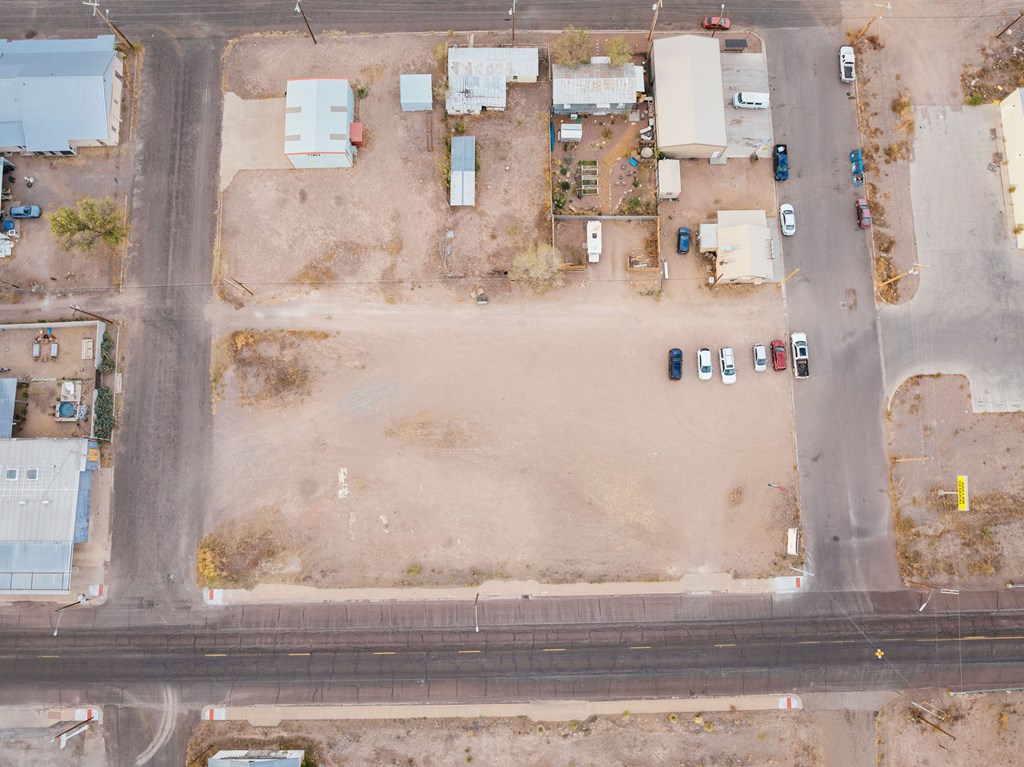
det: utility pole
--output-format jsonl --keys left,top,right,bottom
{"left": 997, "top": 10, "right": 1024, "bottom": 39}
{"left": 295, "top": 1, "right": 317, "bottom": 45}
{"left": 508, "top": 0, "right": 517, "bottom": 46}
{"left": 711, "top": 4, "right": 725, "bottom": 39}
{"left": 647, "top": 1, "right": 663, "bottom": 45}
{"left": 879, "top": 263, "right": 922, "bottom": 288}
{"left": 81, "top": 1, "right": 134, "bottom": 50}
{"left": 855, "top": 1, "right": 893, "bottom": 40}
{"left": 53, "top": 594, "right": 88, "bottom": 637}
{"left": 473, "top": 593, "right": 480, "bottom": 632}
{"left": 70, "top": 305, "right": 116, "bottom": 325}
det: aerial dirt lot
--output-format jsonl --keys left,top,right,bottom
{"left": 190, "top": 692, "right": 1024, "bottom": 767}
{"left": 219, "top": 33, "right": 550, "bottom": 303}
{"left": 888, "top": 374, "right": 1024, "bottom": 586}
{"left": 189, "top": 710, "right": 829, "bottom": 767}
{"left": 201, "top": 282, "right": 798, "bottom": 589}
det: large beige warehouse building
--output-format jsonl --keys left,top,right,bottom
{"left": 650, "top": 35, "right": 727, "bottom": 160}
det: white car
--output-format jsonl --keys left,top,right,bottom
{"left": 719, "top": 347, "right": 737, "bottom": 384}
{"left": 780, "top": 203, "right": 796, "bottom": 236}
{"left": 753, "top": 343, "right": 768, "bottom": 373}
{"left": 697, "top": 347, "right": 713, "bottom": 381}
{"left": 839, "top": 45, "right": 856, "bottom": 83}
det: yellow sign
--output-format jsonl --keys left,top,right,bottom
{"left": 957, "top": 475, "right": 969, "bottom": 511}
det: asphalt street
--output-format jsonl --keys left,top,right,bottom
{"left": 765, "top": 27, "right": 900, "bottom": 592}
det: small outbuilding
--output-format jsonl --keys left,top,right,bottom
{"left": 558, "top": 123, "right": 583, "bottom": 142}
{"left": 445, "top": 47, "right": 539, "bottom": 115}
{"left": 208, "top": 750, "right": 304, "bottom": 767}
{"left": 400, "top": 74, "right": 433, "bottom": 112}
{"left": 551, "top": 59, "right": 644, "bottom": 115}
{"left": 657, "top": 159, "right": 681, "bottom": 201}
{"left": 284, "top": 78, "right": 355, "bottom": 169}
{"left": 650, "top": 36, "right": 727, "bottom": 160}
{"left": 450, "top": 135, "right": 476, "bottom": 207}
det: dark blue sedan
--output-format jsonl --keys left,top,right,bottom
{"left": 773, "top": 144, "right": 789, "bottom": 181}
{"left": 676, "top": 227, "right": 691, "bottom": 254}
{"left": 668, "top": 348, "right": 683, "bottom": 380}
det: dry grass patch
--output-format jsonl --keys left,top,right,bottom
{"left": 197, "top": 505, "right": 301, "bottom": 587}
{"left": 211, "top": 329, "right": 331, "bottom": 407}
{"left": 293, "top": 252, "right": 338, "bottom": 284}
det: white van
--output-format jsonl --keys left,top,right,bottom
{"left": 731, "top": 91, "right": 770, "bottom": 110}
{"left": 586, "top": 221, "right": 602, "bottom": 263}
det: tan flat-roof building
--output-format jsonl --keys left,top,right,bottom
{"left": 650, "top": 36, "right": 727, "bottom": 160}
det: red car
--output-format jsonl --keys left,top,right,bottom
{"left": 856, "top": 198, "right": 872, "bottom": 229}
{"left": 770, "top": 339, "right": 787, "bottom": 371}
{"left": 702, "top": 16, "right": 731, "bottom": 30}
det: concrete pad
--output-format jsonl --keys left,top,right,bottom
{"left": 220, "top": 695, "right": 804, "bottom": 726}
{"left": 720, "top": 52, "right": 772, "bottom": 158}
{"left": 881, "top": 105, "right": 1024, "bottom": 412}
{"left": 220, "top": 93, "right": 291, "bottom": 191}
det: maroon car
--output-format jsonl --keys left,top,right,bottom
{"left": 770, "top": 339, "right": 787, "bottom": 371}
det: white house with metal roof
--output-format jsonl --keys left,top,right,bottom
{"left": 551, "top": 59, "right": 644, "bottom": 115}
{"left": 450, "top": 135, "right": 476, "bottom": 206}
{"left": 0, "top": 438, "right": 98, "bottom": 594}
{"left": 445, "top": 47, "right": 538, "bottom": 115}
{"left": 0, "top": 35, "right": 124, "bottom": 155}
{"left": 284, "top": 78, "right": 355, "bottom": 169}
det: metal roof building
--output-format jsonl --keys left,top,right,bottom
{"left": 450, "top": 135, "right": 476, "bottom": 207}
{"left": 445, "top": 47, "right": 538, "bottom": 115}
{"left": 0, "top": 438, "right": 98, "bottom": 594}
{"left": 209, "top": 750, "right": 305, "bottom": 767}
{"left": 0, "top": 35, "right": 124, "bottom": 155}
{"left": 284, "top": 78, "right": 355, "bottom": 169}
{"left": 551, "top": 61, "right": 643, "bottom": 115}
{"left": 650, "top": 35, "right": 727, "bottom": 160}
{"left": 711, "top": 210, "right": 776, "bottom": 284}
{"left": 400, "top": 73, "right": 433, "bottom": 112}
{"left": 0, "top": 379, "right": 16, "bottom": 439}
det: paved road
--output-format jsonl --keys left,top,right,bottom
{"left": 766, "top": 27, "right": 900, "bottom": 592}
{"left": 2, "top": 592, "right": 1024, "bottom": 711}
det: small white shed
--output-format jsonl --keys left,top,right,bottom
{"left": 559, "top": 123, "right": 583, "bottom": 142}
{"left": 657, "top": 159, "right": 681, "bottom": 200}
{"left": 400, "top": 74, "right": 433, "bottom": 112}
{"left": 450, "top": 136, "right": 476, "bottom": 207}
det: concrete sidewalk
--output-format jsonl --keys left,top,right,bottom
{"left": 204, "top": 573, "right": 807, "bottom": 605}
{"left": 204, "top": 695, "right": 803, "bottom": 726}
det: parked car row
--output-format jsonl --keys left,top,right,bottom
{"left": 667, "top": 340, "right": 790, "bottom": 383}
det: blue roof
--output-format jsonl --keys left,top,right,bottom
{"left": 0, "top": 36, "right": 118, "bottom": 152}
{"left": 450, "top": 136, "right": 476, "bottom": 206}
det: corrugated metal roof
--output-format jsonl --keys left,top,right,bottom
{"left": 651, "top": 35, "right": 727, "bottom": 156}
{"left": 450, "top": 136, "right": 476, "bottom": 207}
{"left": 0, "top": 36, "right": 118, "bottom": 152}
{"left": 0, "top": 379, "right": 15, "bottom": 439}
{"left": 284, "top": 79, "right": 353, "bottom": 155}
{"left": 445, "top": 47, "right": 538, "bottom": 114}
{"left": 0, "top": 438, "right": 90, "bottom": 543}
{"left": 0, "top": 541, "right": 72, "bottom": 593}
{"left": 551, "top": 63, "right": 638, "bottom": 108}
{"left": 209, "top": 750, "right": 304, "bottom": 767}
{"left": 399, "top": 73, "right": 432, "bottom": 111}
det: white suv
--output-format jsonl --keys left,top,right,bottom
{"left": 697, "top": 347, "right": 713, "bottom": 381}
{"left": 719, "top": 347, "right": 737, "bottom": 384}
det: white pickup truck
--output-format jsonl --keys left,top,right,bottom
{"left": 791, "top": 332, "right": 809, "bottom": 379}
{"left": 839, "top": 46, "right": 856, "bottom": 84}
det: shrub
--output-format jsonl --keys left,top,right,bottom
{"left": 99, "top": 334, "right": 116, "bottom": 375}
{"left": 93, "top": 386, "right": 114, "bottom": 440}
{"left": 355, "top": 84, "right": 370, "bottom": 99}
{"left": 550, "top": 26, "right": 593, "bottom": 67}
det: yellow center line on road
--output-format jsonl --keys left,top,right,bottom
{"left": 373, "top": 651, "right": 396, "bottom": 656}
{"left": 205, "top": 653, "right": 227, "bottom": 657}
{"left": 629, "top": 646, "right": 651, "bottom": 650}
{"left": 714, "top": 643, "right": 736, "bottom": 648}
{"left": 798, "top": 641, "right": 820, "bottom": 645}
{"left": 287, "top": 652, "right": 311, "bottom": 657}
{"left": 458, "top": 650, "right": 482, "bottom": 654}
{"left": 916, "top": 635, "right": 1024, "bottom": 643}
{"left": 37, "top": 655, "right": 59, "bottom": 659}
{"left": 542, "top": 648, "right": 566, "bottom": 652}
